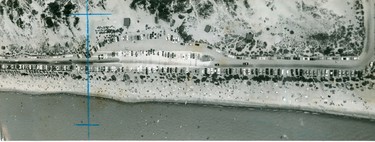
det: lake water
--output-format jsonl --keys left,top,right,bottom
{"left": 0, "top": 92, "right": 375, "bottom": 140}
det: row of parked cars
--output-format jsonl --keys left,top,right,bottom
{"left": 241, "top": 56, "right": 360, "bottom": 61}
{"left": 75, "top": 61, "right": 363, "bottom": 79}
{"left": 0, "top": 64, "right": 73, "bottom": 72}
{"left": 196, "top": 67, "right": 363, "bottom": 79}
{"left": 81, "top": 65, "right": 191, "bottom": 75}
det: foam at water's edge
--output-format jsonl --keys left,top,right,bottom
{"left": 1, "top": 89, "right": 374, "bottom": 121}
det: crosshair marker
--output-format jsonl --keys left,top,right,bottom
{"left": 70, "top": 0, "right": 111, "bottom": 140}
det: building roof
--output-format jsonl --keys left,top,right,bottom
{"left": 204, "top": 25, "right": 211, "bottom": 33}
{"left": 124, "top": 18, "right": 131, "bottom": 27}
{"left": 246, "top": 32, "right": 254, "bottom": 40}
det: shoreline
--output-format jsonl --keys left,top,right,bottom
{"left": 1, "top": 65, "right": 374, "bottom": 122}
{"left": 1, "top": 88, "right": 375, "bottom": 121}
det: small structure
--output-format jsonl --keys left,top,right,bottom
{"left": 124, "top": 18, "right": 131, "bottom": 28}
{"left": 245, "top": 32, "right": 254, "bottom": 40}
{"left": 170, "top": 19, "right": 176, "bottom": 27}
{"left": 204, "top": 25, "right": 211, "bottom": 33}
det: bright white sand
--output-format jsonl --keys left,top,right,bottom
{"left": 1, "top": 69, "right": 374, "bottom": 120}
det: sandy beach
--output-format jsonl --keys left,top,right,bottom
{"left": 1, "top": 67, "right": 374, "bottom": 120}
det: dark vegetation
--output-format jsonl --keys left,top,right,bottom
{"left": 73, "top": 17, "right": 80, "bottom": 27}
{"left": 304, "top": 0, "right": 365, "bottom": 57}
{"left": 219, "top": 0, "right": 237, "bottom": 16}
{"left": 47, "top": 2, "right": 62, "bottom": 18}
{"left": 0, "top": 4, "right": 3, "bottom": 15}
{"left": 41, "top": 1, "right": 77, "bottom": 30}
{"left": 218, "top": 0, "right": 366, "bottom": 59}
{"left": 0, "top": 0, "right": 25, "bottom": 29}
{"left": 243, "top": 0, "right": 250, "bottom": 9}
{"left": 178, "top": 14, "right": 185, "bottom": 19}
{"left": 63, "top": 2, "right": 75, "bottom": 17}
{"left": 197, "top": 1, "right": 214, "bottom": 19}
{"left": 177, "top": 22, "right": 193, "bottom": 43}
{"left": 130, "top": 0, "right": 190, "bottom": 22}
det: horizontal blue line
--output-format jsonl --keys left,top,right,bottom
{"left": 70, "top": 13, "right": 112, "bottom": 16}
{"left": 75, "top": 123, "right": 100, "bottom": 127}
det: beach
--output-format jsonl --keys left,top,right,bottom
{"left": 1, "top": 67, "right": 374, "bottom": 120}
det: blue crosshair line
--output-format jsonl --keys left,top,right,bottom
{"left": 70, "top": 0, "right": 111, "bottom": 140}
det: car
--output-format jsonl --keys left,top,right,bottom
{"left": 210, "top": 68, "right": 214, "bottom": 74}
{"left": 239, "top": 68, "right": 243, "bottom": 75}
{"left": 295, "top": 69, "right": 299, "bottom": 76}
{"left": 224, "top": 68, "right": 228, "bottom": 75}
{"left": 214, "top": 63, "right": 220, "bottom": 66}
{"left": 293, "top": 57, "right": 300, "bottom": 60}
{"left": 290, "top": 69, "right": 294, "bottom": 76}
{"left": 312, "top": 70, "right": 317, "bottom": 77}
{"left": 318, "top": 69, "right": 323, "bottom": 77}
{"left": 166, "top": 34, "right": 170, "bottom": 40}
{"left": 277, "top": 69, "right": 281, "bottom": 76}
{"left": 299, "top": 69, "right": 304, "bottom": 76}
{"left": 345, "top": 70, "right": 349, "bottom": 76}
{"left": 255, "top": 68, "right": 259, "bottom": 75}
{"left": 215, "top": 49, "right": 222, "bottom": 53}
{"left": 243, "top": 62, "right": 249, "bottom": 66}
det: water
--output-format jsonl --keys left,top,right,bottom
{"left": 0, "top": 92, "right": 375, "bottom": 140}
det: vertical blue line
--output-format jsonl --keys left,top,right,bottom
{"left": 71, "top": 1, "right": 111, "bottom": 139}
{"left": 85, "top": 0, "right": 91, "bottom": 140}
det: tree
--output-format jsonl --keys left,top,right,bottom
{"left": 244, "top": 0, "right": 250, "bottom": 8}
{"left": 338, "top": 49, "right": 344, "bottom": 55}
{"left": 123, "top": 73, "right": 130, "bottom": 81}
{"left": 177, "top": 22, "right": 193, "bottom": 43}
{"left": 63, "top": 2, "right": 75, "bottom": 17}
{"left": 111, "top": 75, "right": 117, "bottom": 81}
{"left": 48, "top": 1, "right": 61, "bottom": 18}
{"left": 323, "top": 47, "right": 333, "bottom": 55}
